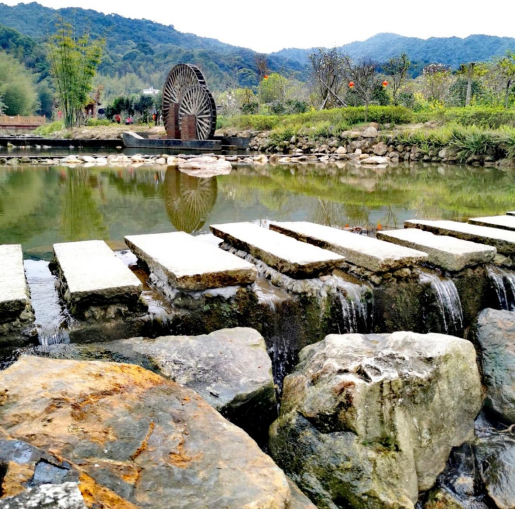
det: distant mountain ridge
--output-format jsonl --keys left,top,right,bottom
{"left": 273, "top": 32, "right": 514, "bottom": 68}
{"left": 0, "top": 2, "right": 513, "bottom": 93}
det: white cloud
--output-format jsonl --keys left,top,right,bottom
{"left": 2, "top": 0, "right": 515, "bottom": 52}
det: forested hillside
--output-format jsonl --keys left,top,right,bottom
{"left": 0, "top": 1, "right": 307, "bottom": 98}
{"left": 0, "top": 2, "right": 513, "bottom": 115}
{"left": 273, "top": 32, "right": 514, "bottom": 69}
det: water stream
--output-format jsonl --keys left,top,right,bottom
{"left": 420, "top": 273, "right": 464, "bottom": 335}
{"left": 336, "top": 279, "right": 372, "bottom": 334}
{"left": 487, "top": 266, "right": 515, "bottom": 311}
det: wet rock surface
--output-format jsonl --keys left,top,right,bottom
{"left": 28, "top": 328, "right": 277, "bottom": 443}
{"left": 269, "top": 331, "right": 483, "bottom": 508}
{"left": 0, "top": 356, "right": 296, "bottom": 508}
{"left": 469, "top": 308, "right": 515, "bottom": 424}
{"left": 0, "top": 433, "right": 136, "bottom": 508}
{"left": 474, "top": 427, "right": 515, "bottom": 509}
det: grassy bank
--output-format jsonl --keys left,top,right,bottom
{"left": 218, "top": 106, "right": 515, "bottom": 135}
{"left": 386, "top": 124, "right": 515, "bottom": 161}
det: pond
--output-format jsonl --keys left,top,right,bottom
{"left": 0, "top": 162, "right": 514, "bottom": 260}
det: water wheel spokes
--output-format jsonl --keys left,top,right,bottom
{"left": 178, "top": 85, "right": 217, "bottom": 140}
{"left": 162, "top": 64, "right": 209, "bottom": 137}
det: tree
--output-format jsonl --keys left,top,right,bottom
{"left": 421, "top": 64, "right": 452, "bottom": 104}
{"left": 383, "top": 53, "right": 411, "bottom": 105}
{"left": 0, "top": 85, "right": 6, "bottom": 114}
{"left": 254, "top": 54, "right": 268, "bottom": 114}
{"left": 342, "top": 57, "right": 378, "bottom": 121}
{"left": 309, "top": 48, "right": 347, "bottom": 110}
{"left": 0, "top": 50, "right": 38, "bottom": 115}
{"left": 495, "top": 51, "right": 515, "bottom": 108}
{"left": 47, "top": 19, "right": 104, "bottom": 127}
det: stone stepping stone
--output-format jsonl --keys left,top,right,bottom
{"left": 468, "top": 215, "right": 516, "bottom": 231}
{"left": 210, "top": 222, "right": 344, "bottom": 278}
{"left": 269, "top": 221, "right": 427, "bottom": 273}
{"left": 378, "top": 228, "right": 496, "bottom": 271}
{"left": 125, "top": 231, "right": 257, "bottom": 291}
{"left": 0, "top": 244, "right": 31, "bottom": 323}
{"left": 53, "top": 240, "right": 142, "bottom": 310}
{"left": 405, "top": 219, "right": 515, "bottom": 256}
{"left": 507, "top": 211, "right": 515, "bottom": 216}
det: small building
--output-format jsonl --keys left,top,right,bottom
{"left": 143, "top": 86, "right": 160, "bottom": 96}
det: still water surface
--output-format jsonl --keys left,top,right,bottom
{"left": 0, "top": 162, "right": 514, "bottom": 260}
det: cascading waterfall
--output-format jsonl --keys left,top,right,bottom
{"left": 336, "top": 280, "right": 371, "bottom": 333}
{"left": 420, "top": 272, "right": 463, "bottom": 335}
{"left": 487, "top": 266, "right": 515, "bottom": 311}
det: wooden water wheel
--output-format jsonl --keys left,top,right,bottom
{"left": 162, "top": 64, "right": 216, "bottom": 140}
{"left": 178, "top": 85, "right": 217, "bottom": 140}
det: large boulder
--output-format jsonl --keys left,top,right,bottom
{"left": 29, "top": 328, "right": 277, "bottom": 443}
{"left": 269, "top": 332, "right": 483, "bottom": 509}
{"left": 469, "top": 308, "right": 515, "bottom": 423}
{"left": 0, "top": 356, "right": 296, "bottom": 508}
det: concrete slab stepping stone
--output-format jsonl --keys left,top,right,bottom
{"left": 405, "top": 219, "right": 515, "bottom": 256}
{"left": 0, "top": 245, "right": 33, "bottom": 345}
{"left": 270, "top": 221, "right": 427, "bottom": 273}
{"left": 53, "top": 240, "right": 142, "bottom": 311}
{"left": 125, "top": 231, "right": 256, "bottom": 291}
{"left": 0, "top": 245, "right": 31, "bottom": 322}
{"left": 378, "top": 228, "right": 496, "bottom": 271}
{"left": 468, "top": 215, "right": 516, "bottom": 231}
{"left": 210, "top": 222, "right": 344, "bottom": 278}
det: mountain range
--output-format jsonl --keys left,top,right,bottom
{"left": 0, "top": 2, "right": 514, "bottom": 93}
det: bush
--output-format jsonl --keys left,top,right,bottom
{"left": 413, "top": 107, "right": 514, "bottom": 129}
{"left": 391, "top": 124, "right": 515, "bottom": 161}
{"left": 34, "top": 120, "right": 64, "bottom": 136}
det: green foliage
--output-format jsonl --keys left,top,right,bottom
{"left": 48, "top": 20, "right": 104, "bottom": 127}
{"left": 392, "top": 123, "right": 515, "bottom": 161}
{"left": 104, "top": 93, "right": 160, "bottom": 121}
{"left": 85, "top": 118, "right": 112, "bottom": 126}
{"left": 0, "top": 50, "right": 38, "bottom": 114}
{"left": 34, "top": 120, "right": 64, "bottom": 135}
{"left": 413, "top": 107, "right": 514, "bottom": 128}
{"left": 222, "top": 106, "right": 413, "bottom": 132}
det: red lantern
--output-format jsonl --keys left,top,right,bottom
{"left": 348, "top": 81, "right": 354, "bottom": 89}
{"left": 264, "top": 75, "right": 269, "bottom": 80}
{"left": 382, "top": 80, "right": 388, "bottom": 87}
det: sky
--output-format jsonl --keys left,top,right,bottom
{"left": 2, "top": 0, "right": 515, "bottom": 53}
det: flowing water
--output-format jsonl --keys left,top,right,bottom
{"left": 487, "top": 266, "right": 515, "bottom": 311}
{"left": 420, "top": 272, "right": 464, "bottom": 335}
{"left": 336, "top": 279, "right": 372, "bottom": 334}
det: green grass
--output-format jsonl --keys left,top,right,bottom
{"left": 218, "top": 106, "right": 413, "bottom": 133}
{"left": 389, "top": 124, "right": 515, "bottom": 161}
{"left": 34, "top": 121, "right": 64, "bottom": 136}
{"left": 219, "top": 106, "right": 514, "bottom": 133}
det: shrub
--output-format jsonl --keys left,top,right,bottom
{"left": 34, "top": 120, "right": 64, "bottom": 136}
{"left": 86, "top": 118, "right": 113, "bottom": 126}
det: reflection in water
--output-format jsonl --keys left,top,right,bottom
{"left": 0, "top": 162, "right": 513, "bottom": 259}
{"left": 59, "top": 168, "right": 108, "bottom": 242}
{"left": 164, "top": 169, "right": 217, "bottom": 233}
